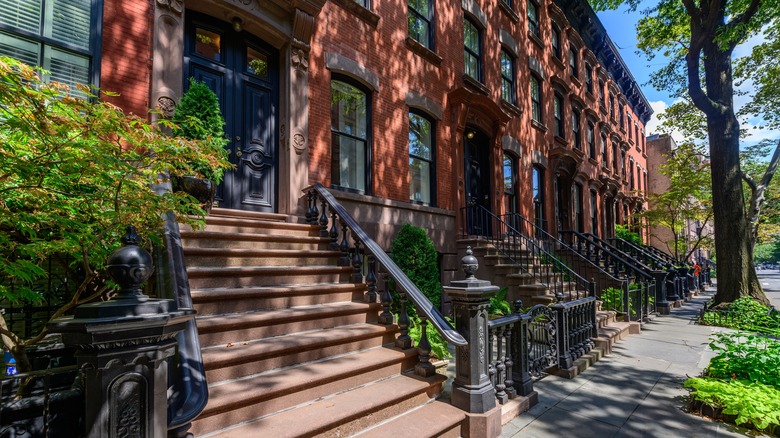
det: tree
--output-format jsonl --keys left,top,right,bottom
{"left": 592, "top": 0, "right": 780, "bottom": 304}
{"left": 0, "top": 57, "right": 232, "bottom": 374}
{"left": 642, "top": 142, "right": 713, "bottom": 261}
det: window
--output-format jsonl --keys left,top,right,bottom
{"left": 408, "top": 0, "right": 434, "bottom": 50}
{"left": 354, "top": 0, "right": 370, "bottom": 7}
{"left": 621, "top": 150, "right": 626, "bottom": 179}
{"left": 609, "top": 94, "right": 615, "bottom": 120}
{"left": 628, "top": 117, "right": 632, "bottom": 141}
{"left": 500, "top": 49, "right": 515, "bottom": 105}
{"left": 568, "top": 45, "right": 578, "bottom": 78}
{"left": 530, "top": 74, "right": 542, "bottom": 123}
{"left": 601, "top": 133, "right": 608, "bottom": 164}
{"left": 527, "top": 0, "right": 539, "bottom": 38}
{"left": 571, "top": 106, "right": 581, "bottom": 149}
{"left": 637, "top": 164, "right": 642, "bottom": 191}
{"left": 331, "top": 78, "right": 370, "bottom": 193}
{"left": 629, "top": 159, "right": 635, "bottom": 189}
{"left": 574, "top": 183, "right": 584, "bottom": 233}
{"left": 590, "top": 190, "right": 598, "bottom": 235}
{"left": 464, "top": 18, "right": 481, "bottom": 81}
{"left": 0, "top": 0, "right": 99, "bottom": 98}
{"left": 635, "top": 124, "right": 640, "bottom": 145}
{"left": 533, "top": 165, "right": 545, "bottom": 230}
{"left": 553, "top": 92, "right": 564, "bottom": 137}
{"left": 619, "top": 104, "right": 625, "bottom": 129}
{"left": 504, "top": 154, "right": 517, "bottom": 214}
{"left": 599, "top": 80, "right": 605, "bottom": 107}
{"left": 409, "top": 111, "right": 435, "bottom": 205}
{"left": 502, "top": 0, "right": 512, "bottom": 9}
{"left": 587, "top": 122, "right": 596, "bottom": 158}
{"left": 585, "top": 64, "right": 593, "bottom": 93}
{"left": 551, "top": 26, "right": 561, "bottom": 59}
{"left": 612, "top": 142, "right": 618, "bottom": 173}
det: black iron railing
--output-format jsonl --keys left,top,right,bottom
{"left": 305, "top": 184, "right": 466, "bottom": 379}
{"left": 462, "top": 205, "right": 593, "bottom": 301}
{"left": 643, "top": 245, "right": 680, "bottom": 266}
{"left": 609, "top": 238, "right": 670, "bottom": 271}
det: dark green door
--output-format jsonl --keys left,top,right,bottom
{"left": 184, "top": 12, "right": 278, "bottom": 212}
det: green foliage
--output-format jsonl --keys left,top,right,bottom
{"left": 172, "top": 78, "right": 230, "bottom": 183}
{"left": 684, "top": 378, "right": 780, "bottom": 431}
{"left": 706, "top": 332, "right": 780, "bottom": 387}
{"left": 599, "top": 287, "right": 626, "bottom": 313}
{"left": 615, "top": 224, "right": 643, "bottom": 247}
{"left": 753, "top": 241, "right": 780, "bottom": 264}
{"left": 407, "top": 313, "right": 452, "bottom": 359}
{"left": 700, "top": 297, "right": 780, "bottom": 335}
{"left": 0, "top": 57, "right": 231, "bottom": 369}
{"left": 389, "top": 223, "right": 441, "bottom": 309}
{"left": 489, "top": 287, "right": 512, "bottom": 316}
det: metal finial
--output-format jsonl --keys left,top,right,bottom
{"left": 462, "top": 246, "right": 479, "bottom": 279}
{"left": 121, "top": 225, "right": 141, "bottom": 245}
{"left": 106, "top": 226, "right": 153, "bottom": 301}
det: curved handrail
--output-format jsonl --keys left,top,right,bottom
{"left": 310, "top": 184, "right": 466, "bottom": 347}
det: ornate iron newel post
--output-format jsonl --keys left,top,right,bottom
{"left": 49, "top": 226, "right": 195, "bottom": 438}
{"left": 444, "top": 247, "right": 499, "bottom": 414}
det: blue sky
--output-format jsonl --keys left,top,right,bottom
{"left": 595, "top": 3, "right": 778, "bottom": 146}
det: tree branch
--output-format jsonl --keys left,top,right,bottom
{"left": 748, "top": 139, "right": 780, "bottom": 249}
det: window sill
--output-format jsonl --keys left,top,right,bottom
{"left": 531, "top": 120, "right": 548, "bottom": 132}
{"left": 463, "top": 74, "right": 490, "bottom": 95}
{"left": 588, "top": 157, "right": 599, "bottom": 166}
{"left": 551, "top": 56, "right": 566, "bottom": 71}
{"left": 331, "top": 0, "right": 380, "bottom": 27}
{"left": 599, "top": 105, "right": 607, "bottom": 115}
{"left": 554, "top": 135, "right": 567, "bottom": 147}
{"left": 405, "top": 37, "right": 442, "bottom": 66}
{"left": 569, "top": 75, "right": 581, "bottom": 88}
{"left": 586, "top": 90, "right": 594, "bottom": 100}
{"left": 499, "top": 1, "right": 520, "bottom": 22}
{"left": 501, "top": 99, "right": 523, "bottom": 117}
{"left": 642, "top": 152, "right": 648, "bottom": 159}
{"left": 528, "top": 32, "right": 544, "bottom": 49}
{"left": 573, "top": 148, "right": 585, "bottom": 159}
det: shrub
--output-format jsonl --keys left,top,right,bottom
{"left": 700, "top": 297, "right": 780, "bottom": 335}
{"left": 389, "top": 223, "right": 441, "bottom": 308}
{"left": 0, "top": 57, "right": 231, "bottom": 372}
{"left": 615, "top": 224, "right": 643, "bottom": 247}
{"left": 706, "top": 332, "right": 780, "bottom": 387}
{"left": 489, "top": 288, "right": 513, "bottom": 316}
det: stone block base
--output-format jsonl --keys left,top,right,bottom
{"left": 500, "top": 391, "right": 538, "bottom": 425}
{"left": 463, "top": 406, "right": 502, "bottom": 438}
{"left": 628, "top": 321, "right": 641, "bottom": 335}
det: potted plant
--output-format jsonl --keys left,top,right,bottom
{"left": 170, "top": 78, "right": 231, "bottom": 211}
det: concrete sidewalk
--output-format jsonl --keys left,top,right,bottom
{"left": 501, "top": 288, "right": 758, "bottom": 438}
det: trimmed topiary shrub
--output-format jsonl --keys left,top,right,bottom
{"left": 390, "top": 223, "right": 441, "bottom": 309}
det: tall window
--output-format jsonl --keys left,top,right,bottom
{"left": 619, "top": 104, "right": 625, "bottom": 129}
{"left": 409, "top": 111, "right": 434, "bottom": 205}
{"left": 533, "top": 165, "right": 545, "bottom": 230}
{"left": 0, "top": 0, "right": 99, "bottom": 97}
{"left": 629, "top": 158, "right": 635, "bottom": 189}
{"left": 551, "top": 26, "right": 561, "bottom": 59}
{"left": 500, "top": 49, "right": 515, "bottom": 104}
{"left": 612, "top": 142, "right": 618, "bottom": 173}
{"left": 599, "top": 80, "right": 605, "bottom": 107}
{"left": 585, "top": 64, "right": 593, "bottom": 93}
{"left": 574, "top": 183, "right": 584, "bottom": 232}
{"left": 530, "top": 74, "right": 542, "bottom": 123}
{"left": 609, "top": 94, "right": 615, "bottom": 120}
{"left": 504, "top": 154, "right": 517, "bottom": 214}
{"left": 354, "top": 0, "right": 370, "bottom": 7}
{"left": 568, "top": 45, "right": 578, "bottom": 78}
{"left": 464, "top": 18, "right": 481, "bottom": 81}
{"left": 553, "top": 93, "right": 564, "bottom": 137}
{"left": 408, "top": 0, "right": 434, "bottom": 50}
{"left": 331, "top": 78, "right": 370, "bottom": 193}
{"left": 601, "top": 133, "right": 608, "bottom": 164}
{"left": 527, "top": 0, "right": 539, "bottom": 38}
{"left": 621, "top": 150, "right": 626, "bottom": 179}
{"left": 571, "top": 106, "right": 581, "bottom": 149}
{"left": 590, "top": 190, "right": 598, "bottom": 235}
{"left": 587, "top": 122, "right": 596, "bottom": 158}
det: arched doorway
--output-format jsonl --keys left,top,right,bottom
{"left": 184, "top": 11, "right": 279, "bottom": 212}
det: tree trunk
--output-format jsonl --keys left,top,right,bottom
{"left": 700, "top": 42, "right": 768, "bottom": 305}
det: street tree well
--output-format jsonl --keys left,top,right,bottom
{"left": 592, "top": 0, "right": 780, "bottom": 304}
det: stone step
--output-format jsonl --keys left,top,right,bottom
{"left": 182, "top": 247, "right": 342, "bottom": 267}
{"left": 201, "top": 323, "right": 398, "bottom": 382}
{"left": 190, "top": 346, "right": 420, "bottom": 436}
{"left": 191, "top": 283, "right": 367, "bottom": 315}
{"left": 196, "top": 301, "right": 380, "bottom": 348}
{"left": 352, "top": 399, "right": 465, "bottom": 438}
{"left": 181, "top": 231, "right": 330, "bottom": 250}
{"left": 182, "top": 217, "right": 320, "bottom": 237}
{"left": 186, "top": 265, "right": 353, "bottom": 288}
{"left": 209, "top": 207, "right": 290, "bottom": 222}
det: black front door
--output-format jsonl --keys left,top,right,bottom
{"left": 184, "top": 12, "right": 278, "bottom": 212}
{"left": 464, "top": 128, "right": 492, "bottom": 235}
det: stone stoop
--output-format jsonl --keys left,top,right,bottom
{"left": 182, "top": 209, "right": 468, "bottom": 437}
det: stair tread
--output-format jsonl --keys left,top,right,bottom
{"left": 203, "top": 346, "right": 417, "bottom": 416}
{"left": 353, "top": 400, "right": 465, "bottom": 438}
{"left": 201, "top": 323, "right": 396, "bottom": 370}
{"left": 187, "top": 265, "right": 352, "bottom": 276}
{"left": 196, "top": 301, "right": 376, "bottom": 332}
{"left": 202, "top": 215, "right": 315, "bottom": 230}
{"left": 191, "top": 283, "right": 365, "bottom": 302}
{"left": 181, "top": 230, "right": 329, "bottom": 242}
{"left": 206, "top": 373, "right": 446, "bottom": 438}
{"left": 209, "top": 208, "right": 290, "bottom": 221}
{"left": 184, "top": 247, "right": 341, "bottom": 256}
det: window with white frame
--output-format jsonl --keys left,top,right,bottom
{"left": 408, "top": 0, "right": 434, "bottom": 50}
{"left": 464, "top": 18, "right": 481, "bottom": 81}
{"left": 409, "top": 111, "right": 435, "bottom": 205}
{"left": 331, "top": 77, "right": 371, "bottom": 193}
{"left": 500, "top": 49, "right": 515, "bottom": 105}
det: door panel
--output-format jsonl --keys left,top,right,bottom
{"left": 237, "top": 82, "right": 275, "bottom": 209}
{"left": 464, "top": 128, "right": 492, "bottom": 235}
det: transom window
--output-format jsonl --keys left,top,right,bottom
{"left": 527, "top": 0, "right": 539, "bottom": 38}
{"left": 500, "top": 49, "right": 515, "bottom": 105}
{"left": 0, "top": 0, "right": 99, "bottom": 98}
{"left": 408, "top": 0, "right": 434, "bottom": 50}
{"left": 409, "top": 111, "right": 435, "bottom": 205}
{"left": 530, "top": 74, "right": 542, "bottom": 123}
{"left": 553, "top": 92, "right": 564, "bottom": 137}
{"left": 464, "top": 18, "right": 481, "bottom": 81}
{"left": 331, "top": 78, "right": 370, "bottom": 193}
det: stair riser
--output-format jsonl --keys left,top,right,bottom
{"left": 204, "top": 333, "right": 398, "bottom": 382}
{"left": 184, "top": 254, "right": 341, "bottom": 267}
{"left": 194, "top": 290, "right": 366, "bottom": 315}
{"left": 182, "top": 238, "right": 327, "bottom": 251}
{"left": 198, "top": 311, "right": 379, "bottom": 347}
{"left": 187, "top": 272, "right": 352, "bottom": 289}
{"left": 191, "top": 356, "right": 419, "bottom": 436}
{"left": 201, "top": 223, "right": 320, "bottom": 237}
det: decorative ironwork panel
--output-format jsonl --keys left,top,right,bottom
{"left": 526, "top": 304, "right": 558, "bottom": 376}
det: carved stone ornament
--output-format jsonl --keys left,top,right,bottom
{"left": 156, "top": 0, "right": 183, "bottom": 14}
{"left": 156, "top": 96, "right": 176, "bottom": 118}
{"left": 292, "top": 132, "right": 307, "bottom": 155}
{"left": 291, "top": 48, "right": 309, "bottom": 72}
